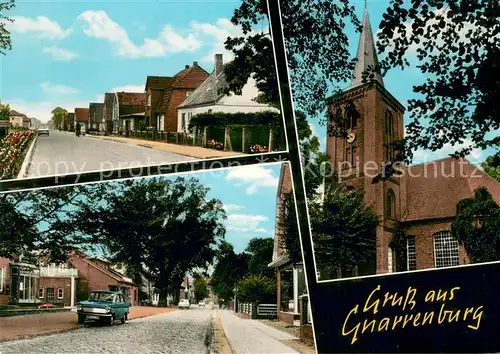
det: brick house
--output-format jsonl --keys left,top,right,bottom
{"left": 177, "top": 54, "right": 277, "bottom": 133}
{"left": 145, "top": 62, "right": 209, "bottom": 132}
{"left": 116, "top": 92, "right": 146, "bottom": 135}
{"left": 67, "top": 112, "right": 75, "bottom": 132}
{"left": 268, "top": 163, "right": 310, "bottom": 328}
{"left": 325, "top": 7, "right": 500, "bottom": 278}
{"left": 103, "top": 93, "right": 118, "bottom": 134}
{"left": 0, "top": 252, "right": 139, "bottom": 307}
{"left": 74, "top": 108, "right": 89, "bottom": 131}
{"left": 89, "top": 103, "right": 104, "bottom": 132}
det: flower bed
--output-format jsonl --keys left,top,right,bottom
{"left": 0, "top": 130, "right": 35, "bottom": 180}
{"left": 207, "top": 139, "right": 224, "bottom": 150}
{"left": 249, "top": 144, "right": 268, "bottom": 153}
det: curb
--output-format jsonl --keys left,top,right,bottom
{"left": 17, "top": 135, "right": 38, "bottom": 179}
{"left": 0, "top": 326, "right": 79, "bottom": 343}
{"left": 207, "top": 309, "right": 217, "bottom": 354}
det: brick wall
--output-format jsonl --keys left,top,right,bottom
{"left": 39, "top": 277, "right": 72, "bottom": 307}
{"left": 0, "top": 258, "right": 11, "bottom": 305}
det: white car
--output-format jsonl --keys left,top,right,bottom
{"left": 198, "top": 301, "right": 205, "bottom": 307}
{"left": 178, "top": 299, "right": 190, "bottom": 309}
{"left": 38, "top": 128, "right": 49, "bottom": 136}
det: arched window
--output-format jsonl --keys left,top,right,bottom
{"left": 386, "top": 189, "right": 396, "bottom": 219}
{"left": 406, "top": 235, "right": 417, "bottom": 271}
{"left": 344, "top": 102, "right": 359, "bottom": 131}
{"left": 433, "top": 231, "right": 460, "bottom": 268}
{"left": 384, "top": 109, "right": 395, "bottom": 161}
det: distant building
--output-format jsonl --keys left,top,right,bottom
{"left": 9, "top": 110, "right": 27, "bottom": 128}
{"left": 89, "top": 103, "right": 104, "bottom": 131}
{"left": 74, "top": 108, "right": 89, "bottom": 131}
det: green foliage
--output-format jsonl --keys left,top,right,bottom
{"left": 0, "top": 101, "right": 10, "bottom": 121}
{"left": 51, "top": 107, "right": 68, "bottom": 130}
{"left": 236, "top": 274, "right": 276, "bottom": 304}
{"left": 188, "top": 111, "right": 282, "bottom": 129}
{"left": 0, "top": 1, "right": 15, "bottom": 55}
{"left": 451, "top": 187, "right": 500, "bottom": 264}
{"left": 481, "top": 152, "right": 500, "bottom": 181}
{"left": 311, "top": 184, "right": 379, "bottom": 276}
{"left": 210, "top": 241, "right": 249, "bottom": 303}
{"left": 194, "top": 277, "right": 210, "bottom": 302}
{"left": 224, "top": 0, "right": 358, "bottom": 116}
{"left": 374, "top": 1, "right": 500, "bottom": 159}
{"left": 245, "top": 237, "right": 274, "bottom": 278}
{"left": 389, "top": 224, "right": 409, "bottom": 273}
{"left": 280, "top": 191, "right": 302, "bottom": 265}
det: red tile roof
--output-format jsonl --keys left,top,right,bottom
{"left": 74, "top": 108, "right": 89, "bottom": 122}
{"left": 117, "top": 92, "right": 146, "bottom": 106}
{"left": 145, "top": 76, "right": 174, "bottom": 90}
{"left": 9, "top": 110, "right": 27, "bottom": 117}
{"left": 403, "top": 157, "right": 500, "bottom": 222}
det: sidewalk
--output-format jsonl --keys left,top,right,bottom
{"left": 0, "top": 306, "right": 176, "bottom": 342}
{"left": 88, "top": 135, "right": 245, "bottom": 159}
{"left": 218, "top": 310, "right": 299, "bottom": 354}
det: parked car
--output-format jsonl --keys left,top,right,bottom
{"left": 198, "top": 300, "right": 205, "bottom": 307}
{"left": 76, "top": 290, "right": 130, "bottom": 325}
{"left": 178, "top": 299, "right": 190, "bottom": 309}
{"left": 38, "top": 128, "right": 49, "bottom": 136}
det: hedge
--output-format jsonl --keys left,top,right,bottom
{"left": 188, "top": 110, "right": 282, "bottom": 129}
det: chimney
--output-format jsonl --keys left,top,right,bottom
{"left": 215, "top": 54, "right": 223, "bottom": 76}
{"left": 193, "top": 61, "right": 198, "bottom": 66}
{"left": 185, "top": 64, "right": 189, "bottom": 69}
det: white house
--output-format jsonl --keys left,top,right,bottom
{"left": 176, "top": 53, "right": 277, "bottom": 133}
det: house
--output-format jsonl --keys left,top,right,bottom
{"left": 0, "top": 252, "right": 139, "bottom": 307}
{"left": 146, "top": 62, "right": 209, "bottom": 132}
{"left": 89, "top": 103, "right": 104, "bottom": 132}
{"left": 116, "top": 92, "right": 146, "bottom": 135}
{"left": 22, "top": 117, "right": 31, "bottom": 129}
{"left": 74, "top": 108, "right": 89, "bottom": 131}
{"left": 177, "top": 54, "right": 276, "bottom": 133}
{"left": 268, "top": 163, "right": 308, "bottom": 325}
{"left": 9, "top": 110, "right": 27, "bottom": 128}
{"left": 103, "top": 93, "right": 118, "bottom": 134}
{"left": 324, "top": 7, "right": 500, "bottom": 277}
{"left": 67, "top": 113, "right": 75, "bottom": 131}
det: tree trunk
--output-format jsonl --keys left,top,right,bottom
{"left": 158, "top": 289, "right": 169, "bottom": 307}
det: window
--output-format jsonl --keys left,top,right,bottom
{"left": 181, "top": 113, "right": 186, "bottom": 131}
{"left": 387, "top": 247, "right": 394, "bottom": 273}
{"left": 0, "top": 267, "right": 4, "bottom": 292}
{"left": 38, "top": 288, "right": 44, "bottom": 299}
{"left": 57, "top": 288, "right": 64, "bottom": 299}
{"left": 19, "top": 275, "right": 37, "bottom": 301}
{"left": 109, "top": 285, "right": 118, "bottom": 292}
{"left": 384, "top": 109, "right": 395, "bottom": 161}
{"left": 433, "top": 231, "right": 460, "bottom": 268}
{"left": 386, "top": 189, "right": 396, "bottom": 219}
{"left": 406, "top": 236, "right": 417, "bottom": 271}
{"left": 46, "top": 288, "right": 55, "bottom": 302}
{"left": 186, "top": 91, "right": 192, "bottom": 97}
{"left": 345, "top": 103, "right": 359, "bottom": 131}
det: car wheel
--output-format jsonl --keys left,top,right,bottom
{"left": 109, "top": 316, "right": 114, "bottom": 326}
{"left": 78, "top": 315, "right": 85, "bottom": 325}
{"left": 121, "top": 314, "right": 126, "bottom": 324}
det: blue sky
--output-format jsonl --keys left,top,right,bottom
{"left": 1, "top": 0, "right": 254, "bottom": 123}
{"left": 301, "top": 0, "right": 498, "bottom": 166}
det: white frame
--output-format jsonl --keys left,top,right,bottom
{"left": 39, "top": 288, "right": 44, "bottom": 299}
{"left": 406, "top": 235, "right": 417, "bottom": 271}
{"left": 387, "top": 247, "right": 394, "bottom": 273}
{"left": 46, "top": 288, "right": 55, "bottom": 302}
{"left": 433, "top": 231, "right": 460, "bottom": 268}
{"left": 0, "top": 267, "right": 4, "bottom": 292}
{"left": 57, "top": 288, "right": 64, "bottom": 299}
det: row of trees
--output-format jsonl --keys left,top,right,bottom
{"left": 1, "top": 177, "right": 227, "bottom": 305}
{"left": 210, "top": 237, "right": 276, "bottom": 305}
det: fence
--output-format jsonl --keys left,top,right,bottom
{"left": 257, "top": 303, "right": 277, "bottom": 319}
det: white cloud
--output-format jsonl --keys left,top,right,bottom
{"left": 9, "top": 16, "right": 72, "bottom": 39}
{"left": 77, "top": 10, "right": 201, "bottom": 59}
{"left": 42, "top": 46, "right": 79, "bottom": 61}
{"left": 111, "top": 85, "right": 144, "bottom": 93}
{"left": 224, "top": 204, "right": 245, "bottom": 212}
{"left": 225, "top": 214, "right": 268, "bottom": 233}
{"left": 190, "top": 18, "right": 258, "bottom": 64}
{"left": 225, "top": 165, "right": 279, "bottom": 195}
{"left": 40, "top": 82, "right": 79, "bottom": 95}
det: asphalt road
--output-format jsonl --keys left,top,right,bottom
{"left": 26, "top": 131, "right": 194, "bottom": 178}
{"left": 0, "top": 306, "right": 214, "bottom": 354}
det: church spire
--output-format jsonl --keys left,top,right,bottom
{"left": 348, "top": 6, "right": 384, "bottom": 89}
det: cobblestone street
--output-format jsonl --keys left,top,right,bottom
{"left": 0, "top": 307, "right": 213, "bottom": 354}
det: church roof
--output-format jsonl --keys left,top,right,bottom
{"left": 403, "top": 157, "right": 500, "bottom": 222}
{"left": 348, "top": 7, "right": 384, "bottom": 90}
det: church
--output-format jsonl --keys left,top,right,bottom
{"left": 325, "top": 7, "right": 500, "bottom": 277}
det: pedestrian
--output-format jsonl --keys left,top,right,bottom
{"left": 75, "top": 122, "right": 81, "bottom": 137}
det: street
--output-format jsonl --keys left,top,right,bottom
{"left": 0, "top": 306, "right": 213, "bottom": 354}
{"left": 26, "top": 131, "right": 194, "bottom": 178}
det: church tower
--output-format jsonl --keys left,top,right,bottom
{"left": 325, "top": 6, "right": 406, "bottom": 275}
